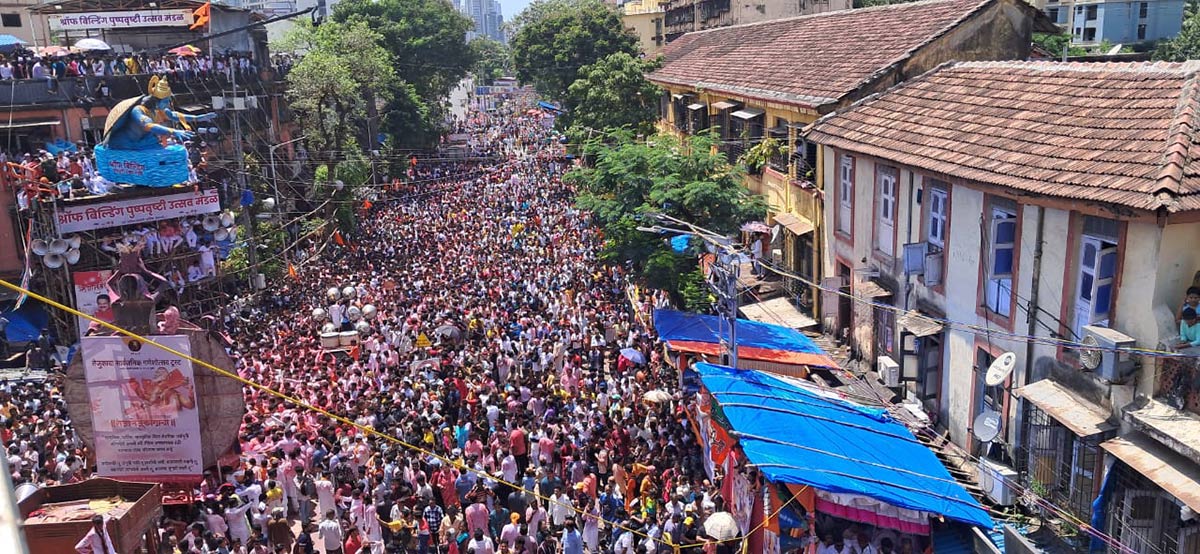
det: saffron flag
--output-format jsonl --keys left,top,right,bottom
{"left": 287, "top": 263, "right": 298, "bottom": 281}
{"left": 190, "top": 2, "right": 211, "bottom": 30}
{"left": 333, "top": 230, "right": 346, "bottom": 246}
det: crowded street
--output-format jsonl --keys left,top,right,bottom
{"left": 214, "top": 98, "right": 705, "bottom": 554}
{"left": 4, "top": 95, "right": 718, "bottom": 554}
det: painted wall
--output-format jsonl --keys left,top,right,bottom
{"left": 1067, "top": 0, "right": 1183, "bottom": 44}
{"left": 816, "top": 146, "right": 1200, "bottom": 450}
{"left": 623, "top": 11, "right": 665, "bottom": 56}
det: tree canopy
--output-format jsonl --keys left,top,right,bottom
{"left": 470, "top": 38, "right": 513, "bottom": 84}
{"left": 325, "top": 0, "right": 474, "bottom": 147}
{"left": 561, "top": 52, "right": 661, "bottom": 144}
{"left": 282, "top": 20, "right": 395, "bottom": 162}
{"left": 568, "top": 131, "right": 766, "bottom": 301}
{"left": 332, "top": 0, "right": 475, "bottom": 102}
{"left": 1154, "top": 4, "right": 1200, "bottom": 61}
{"left": 510, "top": 0, "right": 639, "bottom": 101}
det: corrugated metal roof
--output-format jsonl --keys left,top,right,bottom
{"left": 1101, "top": 433, "right": 1200, "bottom": 513}
{"left": 1015, "top": 379, "right": 1114, "bottom": 437}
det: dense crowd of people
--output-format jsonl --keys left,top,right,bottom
{"left": 3, "top": 97, "right": 741, "bottom": 554}
{"left": 0, "top": 50, "right": 289, "bottom": 82}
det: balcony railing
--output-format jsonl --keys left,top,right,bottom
{"left": 1157, "top": 356, "right": 1200, "bottom": 416}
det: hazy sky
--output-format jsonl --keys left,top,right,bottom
{"left": 499, "top": 0, "right": 533, "bottom": 21}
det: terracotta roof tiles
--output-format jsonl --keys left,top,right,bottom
{"left": 806, "top": 61, "right": 1200, "bottom": 212}
{"left": 648, "top": 0, "right": 997, "bottom": 108}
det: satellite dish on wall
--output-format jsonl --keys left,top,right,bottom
{"left": 973, "top": 409, "right": 1002, "bottom": 443}
{"left": 985, "top": 352, "right": 1017, "bottom": 387}
{"left": 1079, "top": 334, "right": 1103, "bottom": 370}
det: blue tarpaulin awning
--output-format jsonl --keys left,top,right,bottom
{"left": 653, "top": 309, "right": 837, "bottom": 368}
{"left": 1, "top": 301, "right": 47, "bottom": 343}
{"left": 537, "top": 100, "right": 563, "bottom": 113}
{"left": 695, "top": 362, "right": 994, "bottom": 528}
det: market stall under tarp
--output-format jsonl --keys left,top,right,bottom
{"left": 653, "top": 309, "right": 837, "bottom": 376}
{"left": 694, "top": 362, "right": 993, "bottom": 530}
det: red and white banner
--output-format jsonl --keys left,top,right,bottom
{"left": 84, "top": 335, "right": 204, "bottom": 481}
{"left": 56, "top": 189, "right": 220, "bottom": 234}
{"left": 73, "top": 270, "right": 114, "bottom": 339}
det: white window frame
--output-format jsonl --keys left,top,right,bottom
{"left": 927, "top": 186, "right": 947, "bottom": 249}
{"left": 1073, "top": 235, "right": 1118, "bottom": 338}
{"left": 837, "top": 155, "right": 853, "bottom": 235}
{"left": 985, "top": 206, "right": 1016, "bottom": 317}
{"left": 876, "top": 166, "right": 897, "bottom": 257}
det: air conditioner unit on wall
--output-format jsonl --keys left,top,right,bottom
{"left": 977, "top": 458, "right": 1018, "bottom": 506}
{"left": 1082, "top": 325, "right": 1136, "bottom": 382}
{"left": 878, "top": 355, "right": 900, "bottom": 387}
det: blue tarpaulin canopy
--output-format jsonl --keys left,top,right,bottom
{"left": 0, "top": 35, "right": 26, "bottom": 49}
{"left": 1, "top": 301, "right": 47, "bottom": 343}
{"left": 695, "top": 362, "right": 993, "bottom": 528}
{"left": 537, "top": 100, "right": 564, "bottom": 113}
{"left": 653, "top": 309, "right": 837, "bottom": 367}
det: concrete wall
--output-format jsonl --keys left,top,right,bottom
{"left": 846, "top": 0, "right": 1038, "bottom": 109}
{"left": 0, "top": 0, "right": 42, "bottom": 45}
{"left": 623, "top": 11, "right": 664, "bottom": 56}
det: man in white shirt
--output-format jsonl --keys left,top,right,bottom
{"left": 75, "top": 515, "right": 117, "bottom": 554}
{"left": 466, "top": 529, "right": 495, "bottom": 554}
{"left": 318, "top": 510, "right": 344, "bottom": 554}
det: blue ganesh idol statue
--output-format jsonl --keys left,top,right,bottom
{"left": 94, "top": 75, "right": 217, "bottom": 187}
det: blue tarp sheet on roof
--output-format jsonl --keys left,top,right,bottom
{"left": 695, "top": 362, "right": 993, "bottom": 528}
{"left": 1, "top": 302, "right": 47, "bottom": 343}
{"left": 653, "top": 308, "right": 827, "bottom": 356}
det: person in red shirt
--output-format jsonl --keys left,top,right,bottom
{"left": 343, "top": 526, "right": 362, "bottom": 554}
{"left": 509, "top": 425, "right": 528, "bottom": 472}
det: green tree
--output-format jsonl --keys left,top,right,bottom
{"left": 568, "top": 131, "right": 766, "bottom": 299}
{"left": 1154, "top": 10, "right": 1200, "bottom": 60}
{"left": 1032, "top": 32, "right": 1089, "bottom": 57}
{"left": 332, "top": 0, "right": 474, "bottom": 102}
{"left": 281, "top": 20, "right": 395, "bottom": 163}
{"left": 562, "top": 52, "right": 661, "bottom": 144}
{"left": 510, "top": 0, "right": 638, "bottom": 101}
{"left": 470, "top": 38, "right": 512, "bottom": 83}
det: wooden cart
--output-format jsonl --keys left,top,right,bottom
{"left": 19, "top": 478, "right": 163, "bottom": 554}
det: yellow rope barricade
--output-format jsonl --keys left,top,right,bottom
{"left": 1, "top": 278, "right": 763, "bottom": 550}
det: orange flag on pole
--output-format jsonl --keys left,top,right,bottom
{"left": 190, "top": 2, "right": 211, "bottom": 30}
{"left": 333, "top": 230, "right": 346, "bottom": 246}
{"left": 287, "top": 262, "right": 298, "bottom": 281}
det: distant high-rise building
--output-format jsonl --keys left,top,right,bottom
{"left": 461, "top": 0, "right": 506, "bottom": 43}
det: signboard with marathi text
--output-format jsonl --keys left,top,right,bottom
{"left": 48, "top": 9, "right": 194, "bottom": 31}
{"left": 84, "top": 335, "right": 204, "bottom": 481}
{"left": 55, "top": 189, "right": 220, "bottom": 234}
{"left": 73, "top": 270, "right": 114, "bottom": 339}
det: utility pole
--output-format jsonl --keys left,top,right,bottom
{"left": 638, "top": 215, "right": 742, "bottom": 368}
{"left": 215, "top": 81, "right": 260, "bottom": 290}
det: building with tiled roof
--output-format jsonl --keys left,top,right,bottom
{"left": 649, "top": 0, "right": 1054, "bottom": 113}
{"left": 644, "top": 0, "right": 1055, "bottom": 351}
{"left": 806, "top": 61, "right": 1200, "bottom": 550}
{"left": 807, "top": 61, "right": 1200, "bottom": 213}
